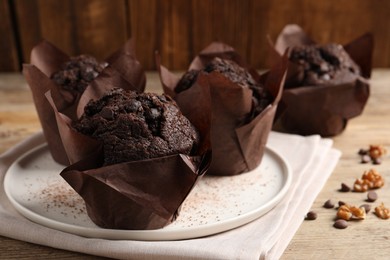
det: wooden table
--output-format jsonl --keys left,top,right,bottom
{"left": 1, "top": 71, "right": 389, "bottom": 259}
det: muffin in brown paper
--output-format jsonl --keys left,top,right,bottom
{"left": 23, "top": 39, "right": 146, "bottom": 165}
{"left": 73, "top": 88, "right": 201, "bottom": 166}
{"left": 158, "top": 42, "right": 287, "bottom": 176}
{"left": 45, "top": 77, "right": 211, "bottom": 230}
{"left": 269, "top": 24, "right": 373, "bottom": 136}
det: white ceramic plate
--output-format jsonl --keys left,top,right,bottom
{"left": 4, "top": 144, "right": 291, "bottom": 241}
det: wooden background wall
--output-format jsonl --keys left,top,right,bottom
{"left": 1, "top": 0, "right": 390, "bottom": 72}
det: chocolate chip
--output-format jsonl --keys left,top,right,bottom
{"left": 305, "top": 71, "right": 317, "bottom": 82}
{"left": 82, "top": 66, "right": 95, "bottom": 81}
{"left": 100, "top": 107, "right": 114, "bottom": 120}
{"left": 361, "top": 155, "right": 371, "bottom": 164}
{"left": 358, "top": 149, "right": 368, "bottom": 155}
{"left": 338, "top": 201, "right": 347, "bottom": 207}
{"left": 367, "top": 191, "right": 378, "bottom": 202}
{"left": 324, "top": 199, "right": 335, "bottom": 209}
{"left": 125, "top": 100, "right": 142, "bottom": 112}
{"left": 360, "top": 204, "right": 371, "bottom": 213}
{"left": 176, "top": 70, "right": 199, "bottom": 93}
{"left": 339, "top": 183, "right": 351, "bottom": 192}
{"left": 305, "top": 211, "right": 317, "bottom": 220}
{"left": 321, "top": 73, "right": 330, "bottom": 81}
{"left": 373, "top": 158, "right": 382, "bottom": 165}
{"left": 158, "top": 95, "right": 168, "bottom": 102}
{"left": 334, "top": 219, "right": 348, "bottom": 229}
{"left": 149, "top": 108, "right": 160, "bottom": 119}
{"left": 319, "top": 62, "right": 330, "bottom": 72}
{"left": 92, "top": 71, "right": 99, "bottom": 78}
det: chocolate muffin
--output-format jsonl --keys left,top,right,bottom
{"left": 74, "top": 88, "right": 200, "bottom": 165}
{"left": 176, "top": 57, "right": 272, "bottom": 117}
{"left": 289, "top": 43, "right": 361, "bottom": 87}
{"left": 51, "top": 55, "right": 107, "bottom": 101}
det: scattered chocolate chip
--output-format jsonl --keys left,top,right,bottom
{"left": 338, "top": 201, "right": 347, "bottom": 207}
{"left": 367, "top": 191, "right": 378, "bottom": 202}
{"left": 340, "top": 183, "right": 351, "bottom": 192}
{"left": 324, "top": 199, "right": 335, "bottom": 209}
{"left": 373, "top": 158, "right": 382, "bottom": 165}
{"left": 360, "top": 204, "right": 371, "bottom": 213}
{"left": 334, "top": 219, "right": 348, "bottom": 229}
{"left": 305, "top": 211, "right": 317, "bottom": 220}
{"left": 358, "top": 146, "right": 387, "bottom": 165}
{"left": 360, "top": 155, "right": 371, "bottom": 164}
{"left": 358, "top": 148, "right": 368, "bottom": 155}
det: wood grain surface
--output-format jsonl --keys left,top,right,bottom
{"left": 1, "top": 0, "right": 390, "bottom": 71}
{"left": 0, "top": 0, "right": 19, "bottom": 71}
{"left": 1, "top": 70, "right": 390, "bottom": 259}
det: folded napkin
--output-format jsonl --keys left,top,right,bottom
{"left": 0, "top": 131, "right": 340, "bottom": 260}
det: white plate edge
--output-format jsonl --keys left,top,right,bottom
{"left": 3, "top": 144, "right": 292, "bottom": 241}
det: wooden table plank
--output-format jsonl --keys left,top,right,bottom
{"left": 0, "top": 70, "right": 390, "bottom": 259}
{"left": 0, "top": 1, "right": 20, "bottom": 71}
{"left": 4, "top": 0, "right": 390, "bottom": 71}
{"left": 13, "top": 0, "right": 128, "bottom": 64}
{"left": 282, "top": 69, "right": 390, "bottom": 259}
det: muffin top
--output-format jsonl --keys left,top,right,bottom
{"left": 74, "top": 88, "right": 200, "bottom": 165}
{"left": 289, "top": 43, "right": 361, "bottom": 87}
{"left": 176, "top": 57, "right": 272, "bottom": 117}
{"left": 51, "top": 55, "right": 107, "bottom": 100}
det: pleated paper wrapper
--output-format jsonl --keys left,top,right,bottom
{"left": 269, "top": 24, "right": 373, "bottom": 136}
{"left": 158, "top": 42, "right": 287, "bottom": 176}
{"left": 23, "top": 39, "right": 146, "bottom": 165}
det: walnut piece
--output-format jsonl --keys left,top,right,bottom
{"left": 369, "top": 145, "right": 387, "bottom": 159}
{"left": 375, "top": 203, "right": 390, "bottom": 219}
{"left": 353, "top": 169, "right": 384, "bottom": 192}
{"left": 353, "top": 178, "right": 370, "bottom": 192}
{"left": 337, "top": 204, "right": 366, "bottom": 220}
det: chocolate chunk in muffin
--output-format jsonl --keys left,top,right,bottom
{"left": 51, "top": 55, "right": 107, "bottom": 100}
{"left": 176, "top": 57, "right": 272, "bottom": 117}
{"left": 289, "top": 43, "right": 361, "bottom": 86}
{"left": 74, "top": 88, "right": 200, "bottom": 165}
{"left": 175, "top": 69, "right": 200, "bottom": 93}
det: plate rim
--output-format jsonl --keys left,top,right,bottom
{"left": 4, "top": 143, "right": 292, "bottom": 241}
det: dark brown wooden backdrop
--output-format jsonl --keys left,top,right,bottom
{"left": 1, "top": 0, "right": 390, "bottom": 72}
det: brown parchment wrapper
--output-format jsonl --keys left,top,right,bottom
{"left": 45, "top": 73, "right": 211, "bottom": 230}
{"left": 158, "top": 42, "right": 287, "bottom": 176}
{"left": 23, "top": 39, "right": 146, "bottom": 165}
{"left": 61, "top": 152, "right": 210, "bottom": 230}
{"left": 269, "top": 24, "right": 373, "bottom": 136}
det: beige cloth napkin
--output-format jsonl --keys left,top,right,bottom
{"left": 0, "top": 131, "right": 340, "bottom": 260}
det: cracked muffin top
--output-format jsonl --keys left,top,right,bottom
{"left": 51, "top": 55, "right": 107, "bottom": 101}
{"left": 289, "top": 43, "right": 361, "bottom": 87}
{"left": 74, "top": 88, "right": 200, "bottom": 165}
{"left": 176, "top": 57, "right": 272, "bottom": 117}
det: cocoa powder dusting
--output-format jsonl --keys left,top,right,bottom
{"left": 29, "top": 179, "right": 86, "bottom": 220}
